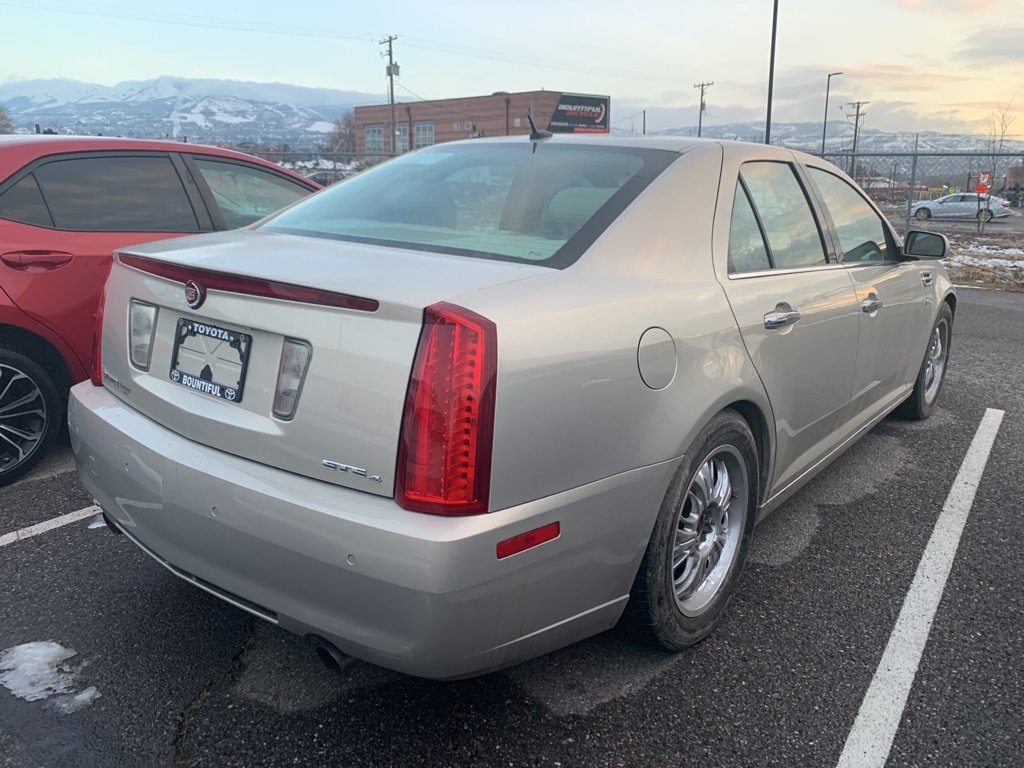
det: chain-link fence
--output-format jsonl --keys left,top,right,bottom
{"left": 813, "top": 150, "right": 1024, "bottom": 289}
{"left": 254, "top": 147, "right": 1024, "bottom": 206}
{"left": 817, "top": 149, "right": 1024, "bottom": 233}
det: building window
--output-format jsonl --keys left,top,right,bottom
{"left": 414, "top": 121, "right": 435, "bottom": 149}
{"left": 395, "top": 124, "right": 409, "bottom": 154}
{"left": 365, "top": 125, "right": 384, "bottom": 155}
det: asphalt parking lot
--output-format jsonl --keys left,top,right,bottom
{"left": 1, "top": 287, "right": 1022, "bottom": 768}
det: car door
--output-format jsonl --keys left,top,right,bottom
{"left": 0, "top": 152, "right": 209, "bottom": 374}
{"left": 803, "top": 165, "right": 930, "bottom": 433}
{"left": 932, "top": 195, "right": 960, "bottom": 219}
{"left": 718, "top": 159, "right": 861, "bottom": 497}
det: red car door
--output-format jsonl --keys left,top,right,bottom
{"left": 0, "top": 151, "right": 211, "bottom": 377}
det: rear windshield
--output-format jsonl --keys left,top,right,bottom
{"left": 260, "top": 142, "right": 677, "bottom": 268}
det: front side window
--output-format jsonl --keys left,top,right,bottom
{"left": 32, "top": 155, "right": 198, "bottom": 232}
{"left": 808, "top": 167, "right": 891, "bottom": 263}
{"left": 740, "top": 162, "right": 826, "bottom": 270}
{"left": 262, "top": 143, "right": 676, "bottom": 268}
{"left": 192, "top": 158, "right": 311, "bottom": 229}
{"left": 365, "top": 125, "right": 384, "bottom": 155}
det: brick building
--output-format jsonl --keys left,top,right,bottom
{"left": 353, "top": 90, "right": 610, "bottom": 155}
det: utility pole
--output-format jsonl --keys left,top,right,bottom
{"left": 844, "top": 100, "right": 869, "bottom": 179}
{"left": 380, "top": 35, "right": 398, "bottom": 155}
{"left": 642, "top": 109, "right": 646, "bottom": 136}
{"left": 694, "top": 81, "right": 713, "bottom": 138}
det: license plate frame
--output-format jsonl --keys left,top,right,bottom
{"left": 169, "top": 318, "right": 251, "bottom": 403}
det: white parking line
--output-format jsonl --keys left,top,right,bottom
{"left": 837, "top": 407, "right": 1005, "bottom": 768}
{"left": 0, "top": 506, "right": 102, "bottom": 548}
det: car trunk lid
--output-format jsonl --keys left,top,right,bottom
{"left": 99, "top": 230, "right": 545, "bottom": 498}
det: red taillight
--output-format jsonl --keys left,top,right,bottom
{"left": 397, "top": 302, "right": 497, "bottom": 516}
{"left": 90, "top": 283, "right": 106, "bottom": 386}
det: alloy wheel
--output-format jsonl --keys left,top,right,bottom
{"left": 671, "top": 445, "right": 749, "bottom": 616}
{"left": 923, "top": 317, "right": 949, "bottom": 405}
{"left": 0, "top": 363, "right": 48, "bottom": 475}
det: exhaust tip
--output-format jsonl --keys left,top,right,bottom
{"left": 306, "top": 635, "right": 356, "bottom": 674}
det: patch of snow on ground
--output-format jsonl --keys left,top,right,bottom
{"left": 960, "top": 242, "right": 1024, "bottom": 257}
{"left": 0, "top": 641, "right": 101, "bottom": 713}
{"left": 88, "top": 515, "right": 105, "bottom": 529}
{"left": 53, "top": 686, "right": 101, "bottom": 714}
{"left": 946, "top": 254, "right": 1024, "bottom": 270}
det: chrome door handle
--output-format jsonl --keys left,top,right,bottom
{"left": 763, "top": 307, "right": 802, "bottom": 329}
{"left": 861, "top": 297, "right": 883, "bottom": 313}
{"left": 921, "top": 271, "right": 934, "bottom": 287}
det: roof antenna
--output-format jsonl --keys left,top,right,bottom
{"left": 527, "top": 110, "right": 552, "bottom": 154}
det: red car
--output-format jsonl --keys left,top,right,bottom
{"left": 0, "top": 136, "right": 319, "bottom": 484}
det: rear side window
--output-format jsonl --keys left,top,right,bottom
{"left": 0, "top": 174, "right": 54, "bottom": 227}
{"left": 191, "top": 158, "right": 312, "bottom": 228}
{"left": 739, "top": 162, "right": 826, "bottom": 270}
{"left": 33, "top": 155, "right": 199, "bottom": 232}
{"left": 728, "top": 184, "right": 771, "bottom": 273}
{"left": 807, "top": 167, "right": 890, "bottom": 263}
{"left": 261, "top": 143, "right": 677, "bottom": 268}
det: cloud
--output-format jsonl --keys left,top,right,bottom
{"left": 895, "top": 0, "right": 997, "bottom": 11}
{"left": 957, "top": 26, "right": 1024, "bottom": 66}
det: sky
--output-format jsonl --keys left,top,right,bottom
{"left": 1, "top": 0, "right": 1021, "bottom": 135}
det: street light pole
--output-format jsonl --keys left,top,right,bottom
{"left": 821, "top": 71, "right": 842, "bottom": 156}
{"left": 765, "top": 0, "right": 779, "bottom": 145}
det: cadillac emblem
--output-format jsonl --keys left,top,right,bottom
{"left": 184, "top": 280, "right": 205, "bottom": 310}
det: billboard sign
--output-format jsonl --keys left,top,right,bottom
{"left": 547, "top": 94, "right": 610, "bottom": 134}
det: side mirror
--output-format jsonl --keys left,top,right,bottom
{"left": 904, "top": 230, "right": 948, "bottom": 259}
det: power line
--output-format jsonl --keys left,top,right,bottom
{"left": 0, "top": 0, "right": 377, "bottom": 41}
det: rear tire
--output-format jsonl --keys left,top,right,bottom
{"left": 896, "top": 303, "right": 953, "bottom": 421}
{"left": 915, "top": 208, "right": 931, "bottom": 220}
{"left": 976, "top": 209, "right": 994, "bottom": 222}
{"left": 628, "top": 410, "right": 758, "bottom": 649}
{"left": 0, "top": 347, "right": 61, "bottom": 487}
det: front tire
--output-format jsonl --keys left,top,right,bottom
{"left": 0, "top": 347, "right": 61, "bottom": 486}
{"left": 915, "top": 208, "right": 931, "bottom": 220}
{"left": 628, "top": 410, "right": 758, "bottom": 649}
{"left": 896, "top": 303, "right": 953, "bottom": 421}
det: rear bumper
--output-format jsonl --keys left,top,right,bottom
{"left": 68, "top": 382, "right": 674, "bottom": 679}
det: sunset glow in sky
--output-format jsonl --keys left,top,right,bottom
{"left": 2, "top": 0, "right": 1021, "bottom": 134}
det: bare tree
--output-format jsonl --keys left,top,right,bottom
{"left": 327, "top": 111, "right": 356, "bottom": 157}
{"left": 323, "top": 110, "right": 356, "bottom": 181}
{"left": 0, "top": 104, "right": 13, "bottom": 134}
{"left": 978, "top": 100, "right": 1016, "bottom": 233}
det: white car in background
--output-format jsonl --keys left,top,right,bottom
{"left": 912, "top": 192, "right": 1010, "bottom": 221}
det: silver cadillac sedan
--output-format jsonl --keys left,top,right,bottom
{"left": 69, "top": 136, "right": 955, "bottom": 679}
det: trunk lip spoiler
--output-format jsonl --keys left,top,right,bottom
{"left": 118, "top": 252, "right": 379, "bottom": 313}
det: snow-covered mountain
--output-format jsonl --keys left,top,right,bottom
{"left": 653, "top": 121, "right": 1024, "bottom": 155}
{"left": 0, "top": 76, "right": 382, "bottom": 147}
{"left": 2, "top": 76, "right": 1019, "bottom": 155}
